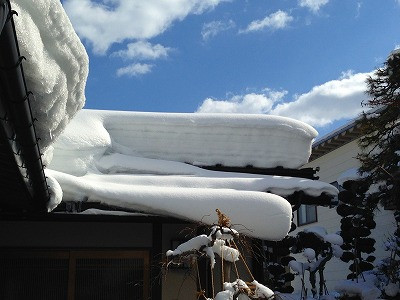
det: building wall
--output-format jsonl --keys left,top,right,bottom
{"left": 291, "top": 139, "right": 396, "bottom": 293}
{"left": 0, "top": 220, "right": 259, "bottom": 300}
{"left": 0, "top": 220, "right": 153, "bottom": 248}
{"left": 0, "top": 220, "right": 198, "bottom": 299}
{"left": 162, "top": 223, "right": 198, "bottom": 300}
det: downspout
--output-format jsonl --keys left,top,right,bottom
{"left": 0, "top": 0, "right": 50, "bottom": 212}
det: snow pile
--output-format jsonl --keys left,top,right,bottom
{"left": 335, "top": 279, "right": 381, "bottom": 300}
{"left": 11, "top": 0, "right": 89, "bottom": 157}
{"left": 212, "top": 279, "right": 274, "bottom": 299}
{"left": 289, "top": 227, "right": 344, "bottom": 276}
{"left": 49, "top": 109, "right": 317, "bottom": 170}
{"left": 303, "top": 248, "right": 316, "bottom": 260}
{"left": 48, "top": 168, "right": 292, "bottom": 240}
{"left": 252, "top": 280, "right": 274, "bottom": 298}
{"left": 167, "top": 226, "right": 239, "bottom": 268}
{"left": 168, "top": 226, "right": 275, "bottom": 299}
{"left": 44, "top": 171, "right": 63, "bottom": 212}
{"left": 45, "top": 109, "right": 339, "bottom": 240}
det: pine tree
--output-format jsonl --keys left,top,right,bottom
{"left": 356, "top": 49, "right": 400, "bottom": 297}
{"left": 357, "top": 49, "right": 400, "bottom": 210}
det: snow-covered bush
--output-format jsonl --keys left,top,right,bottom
{"left": 337, "top": 180, "right": 376, "bottom": 281}
{"left": 373, "top": 210, "right": 400, "bottom": 298}
{"left": 288, "top": 227, "right": 343, "bottom": 299}
{"left": 165, "top": 209, "right": 275, "bottom": 299}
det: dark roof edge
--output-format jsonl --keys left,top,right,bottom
{"left": 313, "top": 106, "right": 385, "bottom": 149}
{"left": 0, "top": 0, "right": 50, "bottom": 211}
{"left": 313, "top": 118, "right": 359, "bottom": 148}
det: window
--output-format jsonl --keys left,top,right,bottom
{"left": 297, "top": 204, "right": 317, "bottom": 226}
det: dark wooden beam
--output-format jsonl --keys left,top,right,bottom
{"left": 198, "top": 165, "right": 318, "bottom": 180}
{"left": 151, "top": 222, "right": 163, "bottom": 300}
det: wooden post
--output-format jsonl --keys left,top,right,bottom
{"left": 224, "top": 261, "right": 232, "bottom": 283}
{"left": 151, "top": 223, "right": 162, "bottom": 300}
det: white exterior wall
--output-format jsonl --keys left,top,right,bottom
{"left": 291, "top": 139, "right": 396, "bottom": 294}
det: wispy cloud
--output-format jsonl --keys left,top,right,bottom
{"left": 355, "top": 2, "right": 362, "bottom": 18}
{"left": 63, "top": 0, "right": 228, "bottom": 54}
{"left": 201, "top": 20, "right": 235, "bottom": 41}
{"left": 240, "top": 10, "right": 293, "bottom": 33}
{"left": 298, "top": 0, "right": 329, "bottom": 13}
{"left": 116, "top": 63, "right": 153, "bottom": 77}
{"left": 112, "top": 41, "right": 171, "bottom": 60}
{"left": 196, "top": 71, "right": 371, "bottom": 128}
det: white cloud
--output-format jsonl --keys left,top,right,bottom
{"left": 116, "top": 63, "right": 153, "bottom": 77}
{"left": 240, "top": 10, "right": 293, "bottom": 33}
{"left": 298, "top": 0, "right": 329, "bottom": 13}
{"left": 112, "top": 41, "right": 171, "bottom": 60}
{"left": 63, "top": 0, "right": 227, "bottom": 54}
{"left": 271, "top": 72, "right": 371, "bottom": 127}
{"left": 197, "top": 90, "right": 287, "bottom": 113}
{"left": 196, "top": 72, "right": 372, "bottom": 128}
{"left": 201, "top": 20, "right": 235, "bottom": 41}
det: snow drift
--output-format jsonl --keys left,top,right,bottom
{"left": 49, "top": 109, "right": 317, "bottom": 172}
{"left": 46, "top": 110, "right": 337, "bottom": 240}
{"left": 11, "top": 0, "right": 89, "bottom": 155}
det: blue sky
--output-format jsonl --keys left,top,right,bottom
{"left": 61, "top": 0, "right": 400, "bottom": 137}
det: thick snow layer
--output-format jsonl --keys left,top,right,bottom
{"left": 49, "top": 109, "right": 317, "bottom": 170}
{"left": 11, "top": 0, "right": 88, "bottom": 157}
{"left": 166, "top": 235, "right": 238, "bottom": 269}
{"left": 77, "top": 209, "right": 150, "bottom": 216}
{"left": 212, "top": 240, "right": 239, "bottom": 262}
{"left": 44, "top": 172, "right": 63, "bottom": 212}
{"left": 166, "top": 235, "right": 210, "bottom": 257}
{"left": 46, "top": 109, "right": 339, "bottom": 240}
{"left": 46, "top": 169, "right": 292, "bottom": 240}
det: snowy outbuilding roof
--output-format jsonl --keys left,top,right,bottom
{"left": 45, "top": 109, "right": 338, "bottom": 240}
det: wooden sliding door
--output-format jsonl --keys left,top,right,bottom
{"left": 0, "top": 250, "right": 149, "bottom": 300}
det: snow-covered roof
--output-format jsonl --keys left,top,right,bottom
{"left": 49, "top": 109, "right": 317, "bottom": 172}
{"left": 11, "top": 0, "right": 88, "bottom": 155}
{"left": 45, "top": 109, "right": 337, "bottom": 240}
{"left": 8, "top": 0, "right": 337, "bottom": 240}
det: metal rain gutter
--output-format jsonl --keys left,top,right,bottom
{"left": 0, "top": 0, "right": 50, "bottom": 212}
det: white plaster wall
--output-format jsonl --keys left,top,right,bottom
{"left": 291, "top": 139, "right": 396, "bottom": 294}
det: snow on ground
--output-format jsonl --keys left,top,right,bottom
{"left": 335, "top": 279, "right": 381, "bottom": 300}
{"left": 46, "top": 109, "right": 338, "bottom": 240}
{"left": 11, "top": 0, "right": 88, "bottom": 159}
